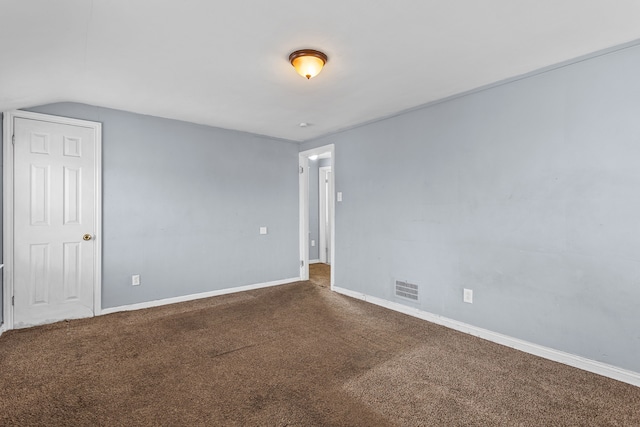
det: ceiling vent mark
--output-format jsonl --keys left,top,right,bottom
{"left": 395, "top": 280, "right": 419, "bottom": 301}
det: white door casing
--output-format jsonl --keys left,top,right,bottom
{"left": 299, "top": 145, "right": 335, "bottom": 288}
{"left": 319, "top": 166, "right": 332, "bottom": 264}
{"left": 4, "top": 111, "right": 102, "bottom": 329}
{"left": 298, "top": 156, "right": 310, "bottom": 280}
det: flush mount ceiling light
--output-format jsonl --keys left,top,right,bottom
{"left": 289, "top": 49, "right": 328, "bottom": 80}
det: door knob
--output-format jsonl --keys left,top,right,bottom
{"left": 82, "top": 234, "right": 92, "bottom": 241}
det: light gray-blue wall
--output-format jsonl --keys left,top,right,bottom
{"left": 19, "top": 103, "right": 300, "bottom": 309}
{"left": 308, "top": 157, "right": 331, "bottom": 261}
{"left": 301, "top": 43, "right": 640, "bottom": 373}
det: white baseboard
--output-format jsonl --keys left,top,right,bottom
{"left": 309, "top": 259, "right": 321, "bottom": 264}
{"left": 102, "top": 277, "right": 301, "bottom": 315}
{"left": 333, "top": 286, "right": 640, "bottom": 388}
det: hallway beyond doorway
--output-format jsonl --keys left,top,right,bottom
{"left": 309, "top": 263, "right": 330, "bottom": 288}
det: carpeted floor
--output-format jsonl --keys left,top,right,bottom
{"left": 1, "top": 263, "right": 639, "bottom": 426}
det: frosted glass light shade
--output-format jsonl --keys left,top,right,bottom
{"left": 289, "top": 49, "right": 328, "bottom": 79}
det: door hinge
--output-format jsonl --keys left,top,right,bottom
{"left": 301, "top": 260, "right": 304, "bottom": 267}
{"left": 12, "top": 134, "right": 15, "bottom": 145}
{"left": 12, "top": 296, "right": 15, "bottom": 306}
{"left": 299, "top": 166, "right": 304, "bottom": 174}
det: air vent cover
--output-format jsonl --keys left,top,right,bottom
{"left": 395, "top": 280, "right": 419, "bottom": 301}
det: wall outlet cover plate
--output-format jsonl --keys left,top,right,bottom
{"left": 463, "top": 288, "right": 473, "bottom": 304}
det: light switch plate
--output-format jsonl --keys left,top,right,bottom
{"left": 311, "top": 240, "right": 315, "bottom": 246}
{"left": 260, "top": 226, "right": 268, "bottom": 235}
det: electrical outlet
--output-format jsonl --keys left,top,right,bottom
{"left": 132, "top": 274, "right": 140, "bottom": 286}
{"left": 337, "top": 192, "right": 343, "bottom": 202}
{"left": 260, "top": 226, "right": 268, "bottom": 235}
{"left": 463, "top": 288, "right": 473, "bottom": 304}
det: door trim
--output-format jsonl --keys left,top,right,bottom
{"left": 3, "top": 110, "right": 103, "bottom": 330}
{"left": 318, "top": 166, "right": 331, "bottom": 264}
{"left": 298, "top": 144, "right": 335, "bottom": 288}
{"left": 298, "top": 154, "right": 310, "bottom": 280}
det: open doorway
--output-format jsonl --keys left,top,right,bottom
{"left": 299, "top": 145, "right": 335, "bottom": 289}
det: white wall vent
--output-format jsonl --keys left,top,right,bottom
{"left": 395, "top": 280, "right": 419, "bottom": 301}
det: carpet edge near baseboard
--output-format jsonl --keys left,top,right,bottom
{"left": 100, "top": 277, "right": 301, "bottom": 315}
{"left": 332, "top": 286, "right": 640, "bottom": 388}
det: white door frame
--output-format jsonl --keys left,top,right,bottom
{"left": 299, "top": 144, "right": 335, "bottom": 288}
{"left": 318, "top": 166, "right": 331, "bottom": 264}
{"left": 2, "top": 110, "right": 103, "bottom": 331}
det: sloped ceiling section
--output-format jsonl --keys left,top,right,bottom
{"left": 2, "top": 0, "right": 640, "bottom": 141}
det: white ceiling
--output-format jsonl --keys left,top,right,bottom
{"left": 2, "top": 1, "right": 640, "bottom": 142}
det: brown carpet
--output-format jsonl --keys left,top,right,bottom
{"left": 1, "top": 263, "right": 639, "bottom": 426}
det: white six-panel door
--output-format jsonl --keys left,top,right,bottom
{"left": 11, "top": 115, "right": 100, "bottom": 328}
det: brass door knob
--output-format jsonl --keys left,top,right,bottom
{"left": 82, "top": 234, "right": 92, "bottom": 241}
